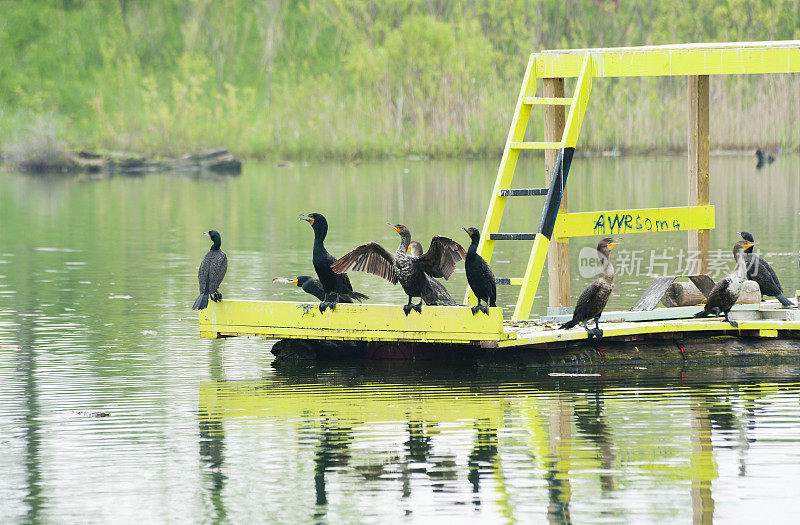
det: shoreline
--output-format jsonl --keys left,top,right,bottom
{"left": 1, "top": 145, "right": 791, "bottom": 174}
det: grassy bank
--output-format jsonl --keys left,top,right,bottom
{"left": 1, "top": 1, "right": 799, "bottom": 160}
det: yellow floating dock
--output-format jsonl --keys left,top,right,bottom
{"left": 199, "top": 300, "right": 800, "bottom": 350}
{"left": 198, "top": 40, "right": 800, "bottom": 355}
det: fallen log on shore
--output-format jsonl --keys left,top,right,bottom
{"left": 14, "top": 147, "right": 242, "bottom": 175}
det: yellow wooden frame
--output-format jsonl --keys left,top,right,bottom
{"left": 470, "top": 41, "right": 800, "bottom": 321}
{"left": 554, "top": 205, "right": 715, "bottom": 239}
{"left": 536, "top": 41, "right": 800, "bottom": 78}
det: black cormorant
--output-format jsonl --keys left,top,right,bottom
{"left": 738, "top": 231, "right": 794, "bottom": 307}
{"left": 331, "top": 224, "right": 465, "bottom": 315}
{"left": 299, "top": 213, "right": 369, "bottom": 312}
{"left": 560, "top": 238, "right": 619, "bottom": 333}
{"left": 693, "top": 239, "right": 754, "bottom": 327}
{"left": 408, "top": 241, "right": 460, "bottom": 306}
{"left": 462, "top": 227, "right": 497, "bottom": 315}
{"left": 271, "top": 276, "right": 348, "bottom": 303}
{"left": 192, "top": 230, "right": 228, "bottom": 310}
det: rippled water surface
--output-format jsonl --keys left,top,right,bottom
{"left": 1, "top": 155, "right": 800, "bottom": 523}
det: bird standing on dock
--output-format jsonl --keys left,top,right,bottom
{"left": 272, "top": 276, "right": 343, "bottom": 302}
{"left": 331, "top": 224, "right": 465, "bottom": 315}
{"left": 192, "top": 230, "right": 228, "bottom": 310}
{"left": 299, "top": 213, "right": 369, "bottom": 312}
{"left": 693, "top": 239, "right": 755, "bottom": 327}
{"left": 560, "top": 238, "right": 620, "bottom": 335}
{"left": 462, "top": 227, "right": 497, "bottom": 315}
{"left": 738, "top": 231, "right": 794, "bottom": 307}
{"left": 408, "top": 241, "right": 460, "bottom": 306}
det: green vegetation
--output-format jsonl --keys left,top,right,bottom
{"left": 1, "top": 0, "right": 799, "bottom": 159}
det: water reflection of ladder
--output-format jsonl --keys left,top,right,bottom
{"left": 467, "top": 55, "right": 594, "bottom": 321}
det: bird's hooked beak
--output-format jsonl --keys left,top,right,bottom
{"left": 299, "top": 214, "right": 314, "bottom": 225}
{"left": 290, "top": 278, "right": 299, "bottom": 286}
{"left": 203, "top": 231, "right": 210, "bottom": 237}
{"left": 744, "top": 241, "right": 757, "bottom": 250}
{"left": 607, "top": 240, "right": 620, "bottom": 250}
{"left": 462, "top": 227, "right": 472, "bottom": 237}
{"left": 386, "top": 222, "right": 401, "bottom": 232}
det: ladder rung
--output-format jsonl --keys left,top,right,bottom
{"left": 488, "top": 233, "right": 537, "bottom": 241}
{"left": 495, "top": 278, "right": 524, "bottom": 285}
{"left": 511, "top": 141, "right": 562, "bottom": 150}
{"left": 523, "top": 97, "right": 573, "bottom": 105}
{"left": 499, "top": 188, "right": 548, "bottom": 196}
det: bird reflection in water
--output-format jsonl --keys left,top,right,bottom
{"left": 573, "top": 390, "right": 618, "bottom": 494}
{"left": 198, "top": 409, "right": 227, "bottom": 523}
{"left": 467, "top": 420, "right": 499, "bottom": 506}
{"left": 312, "top": 415, "right": 354, "bottom": 521}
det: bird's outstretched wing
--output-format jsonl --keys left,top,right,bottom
{"left": 419, "top": 236, "right": 466, "bottom": 279}
{"left": 331, "top": 242, "right": 397, "bottom": 284}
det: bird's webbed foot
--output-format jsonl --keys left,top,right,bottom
{"left": 471, "top": 305, "right": 481, "bottom": 315}
{"left": 412, "top": 302, "right": 423, "bottom": 314}
{"left": 587, "top": 327, "right": 604, "bottom": 340}
{"left": 724, "top": 313, "right": 738, "bottom": 328}
{"left": 319, "top": 294, "right": 333, "bottom": 313}
{"left": 479, "top": 305, "right": 490, "bottom": 315}
{"left": 211, "top": 291, "right": 222, "bottom": 302}
{"left": 403, "top": 303, "right": 414, "bottom": 316}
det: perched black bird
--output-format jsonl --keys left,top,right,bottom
{"left": 560, "top": 238, "right": 619, "bottom": 334}
{"left": 693, "top": 239, "right": 754, "bottom": 327}
{"left": 755, "top": 148, "right": 775, "bottom": 169}
{"left": 408, "top": 241, "right": 460, "bottom": 306}
{"left": 331, "top": 223, "right": 465, "bottom": 315}
{"left": 299, "top": 213, "right": 368, "bottom": 312}
{"left": 192, "top": 230, "right": 228, "bottom": 310}
{"left": 272, "top": 276, "right": 348, "bottom": 303}
{"left": 738, "top": 231, "right": 794, "bottom": 307}
{"left": 462, "top": 227, "right": 497, "bottom": 315}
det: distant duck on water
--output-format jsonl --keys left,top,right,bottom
{"left": 192, "top": 230, "right": 228, "bottom": 310}
{"left": 755, "top": 148, "right": 775, "bottom": 169}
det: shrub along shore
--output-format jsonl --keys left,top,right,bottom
{"left": 1, "top": 1, "right": 799, "bottom": 161}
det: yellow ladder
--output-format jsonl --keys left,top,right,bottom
{"left": 466, "top": 55, "right": 594, "bottom": 321}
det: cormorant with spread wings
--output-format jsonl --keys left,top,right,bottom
{"left": 331, "top": 224, "right": 465, "bottom": 315}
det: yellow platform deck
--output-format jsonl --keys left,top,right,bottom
{"left": 199, "top": 299, "right": 800, "bottom": 349}
{"left": 196, "top": 40, "right": 800, "bottom": 353}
